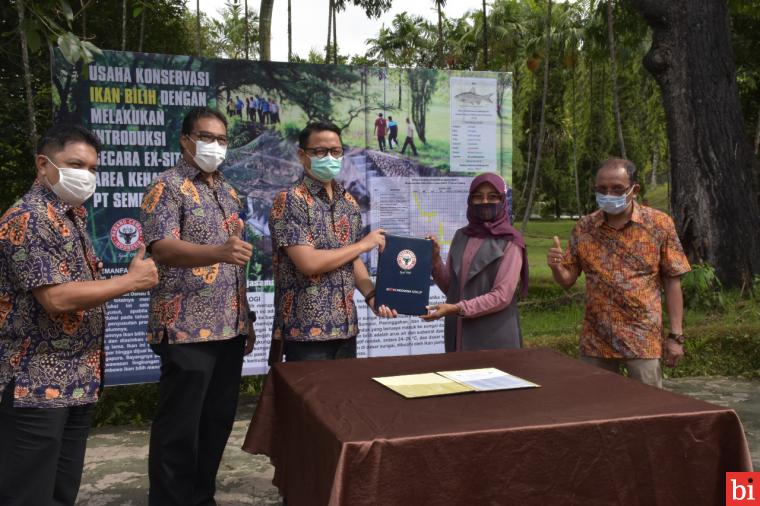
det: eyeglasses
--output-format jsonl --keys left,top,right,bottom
{"left": 191, "top": 131, "right": 229, "bottom": 146}
{"left": 594, "top": 186, "right": 632, "bottom": 197}
{"left": 303, "top": 147, "right": 344, "bottom": 159}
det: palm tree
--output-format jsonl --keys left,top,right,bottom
{"left": 435, "top": 0, "right": 446, "bottom": 65}
{"left": 259, "top": 0, "right": 274, "bottom": 60}
{"left": 521, "top": 0, "right": 552, "bottom": 232}
{"left": 244, "top": 0, "right": 249, "bottom": 59}
{"left": 606, "top": 0, "right": 626, "bottom": 157}
{"left": 16, "top": 0, "right": 37, "bottom": 151}
{"left": 287, "top": 0, "right": 292, "bottom": 61}
{"left": 138, "top": 0, "right": 147, "bottom": 52}
{"left": 196, "top": 0, "right": 201, "bottom": 55}
{"left": 121, "top": 0, "right": 127, "bottom": 50}
{"left": 482, "top": 0, "right": 488, "bottom": 67}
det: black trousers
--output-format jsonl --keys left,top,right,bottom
{"left": 284, "top": 336, "right": 357, "bottom": 362}
{"left": 401, "top": 137, "right": 418, "bottom": 155}
{"left": 148, "top": 335, "right": 245, "bottom": 506}
{"left": 0, "top": 382, "right": 95, "bottom": 506}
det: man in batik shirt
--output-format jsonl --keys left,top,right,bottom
{"left": 547, "top": 158, "right": 691, "bottom": 388}
{"left": 140, "top": 107, "right": 256, "bottom": 506}
{"left": 268, "top": 121, "right": 395, "bottom": 363}
{"left": 0, "top": 124, "right": 157, "bottom": 505}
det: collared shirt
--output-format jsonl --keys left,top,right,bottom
{"left": 140, "top": 158, "right": 248, "bottom": 345}
{"left": 562, "top": 203, "right": 691, "bottom": 359}
{"left": 0, "top": 182, "right": 105, "bottom": 407}
{"left": 270, "top": 175, "right": 363, "bottom": 342}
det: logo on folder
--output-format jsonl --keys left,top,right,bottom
{"left": 397, "top": 249, "right": 417, "bottom": 270}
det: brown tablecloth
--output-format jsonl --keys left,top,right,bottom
{"left": 242, "top": 348, "right": 752, "bottom": 506}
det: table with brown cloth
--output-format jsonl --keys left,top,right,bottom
{"left": 242, "top": 347, "right": 752, "bottom": 506}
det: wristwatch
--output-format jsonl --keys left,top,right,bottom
{"left": 667, "top": 332, "right": 685, "bottom": 344}
{"left": 457, "top": 304, "right": 466, "bottom": 317}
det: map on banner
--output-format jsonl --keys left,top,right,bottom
{"left": 51, "top": 49, "right": 512, "bottom": 385}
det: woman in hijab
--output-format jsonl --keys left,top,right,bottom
{"left": 422, "top": 173, "right": 528, "bottom": 352}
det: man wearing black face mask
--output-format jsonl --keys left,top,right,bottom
{"left": 0, "top": 124, "right": 158, "bottom": 505}
{"left": 140, "top": 107, "right": 256, "bottom": 506}
{"left": 547, "top": 158, "right": 691, "bottom": 388}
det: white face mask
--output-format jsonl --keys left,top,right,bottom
{"left": 188, "top": 137, "right": 227, "bottom": 173}
{"left": 43, "top": 156, "right": 97, "bottom": 206}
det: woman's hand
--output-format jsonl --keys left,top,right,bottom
{"left": 368, "top": 296, "right": 398, "bottom": 318}
{"left": 420, "top": 303, "right": 460, "bottom": 321}
{"left": 426, "top": 235, "right": 442, "bottom": 264}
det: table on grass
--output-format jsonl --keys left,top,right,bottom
{"left": 243, "top": 347, "right": 751, "bottom": 506}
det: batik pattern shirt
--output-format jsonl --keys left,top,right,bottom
{"left": 562, "top": 203, "right": 691, "bottom": 359}
{"left": 270, "top": 175, "right": 363, "bottom": 342}
{"left": 0, "top": 183, "right": 105, "bottom": 407}
{"left": 140, "top": 158, "right": 248, "bottom": 344}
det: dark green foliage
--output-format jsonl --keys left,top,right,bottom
{"left": 681, "top": 264, "right": 725, "bottom": 310}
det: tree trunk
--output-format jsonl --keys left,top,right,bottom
{"left": 259, "top": 0, "right": 274, "bottom": 61}
{"left": 754, "top": 108, "right": 760, "bottom": 155}
{"left": 326, "top": 0, "right": 333, "bottom": 62}
{"left": 244, "top": 0, "right": 249, "bottom": 59}
{"left": 650, "top": 149, "right": 658, "bottom": 187}
{"left": 521, "top": 0, "right": 551, "bottom": 232}
{"left": 138, "top": 1, "right": 146, "bottom": 52}
{"left": 572, "top": 56, "right": 582, "bottom": 217}
{"left": 632, "top": 0, "right": 760, "bottom": 287}
{"left": 122, "top": 0, "right": 127, "bottom": 50}
{"left": 196, "top": 0, "right": 201, "bottom": 56}
{"left": 482, "top": 0, "right": 488, "bottom": 68}
{"left": 607, "top": 1, "right": 626, "bottom": 158}
{"left": 16, "top": 0, "right": 38, "bottom": 154}
{"left": 437, "top": 2, "right": 444, "bottom": 66}
{"left": 288, "top": 0, "right": 292, "bottom": 61}
{"left": 398, "top": 74, "right": 402, "bottom": 109}
{"left": 521, "top": 101, "right": 534, "bottom": 200}
{"left": 332, "top": 5, "right": 337, "bottom": 63}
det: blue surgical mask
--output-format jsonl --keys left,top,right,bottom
{"left": 596, "top": 187, "right": 634, "bottom": 215}
{"left": 309, "top": 155, "right": 343, "bottom": 182}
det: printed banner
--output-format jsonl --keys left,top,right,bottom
{"left": 52, "top": 50, "right": 512, "bottom": 385}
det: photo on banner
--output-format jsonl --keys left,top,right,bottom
{"left": 51, "top": 50, "right": 512, "bottom": 385}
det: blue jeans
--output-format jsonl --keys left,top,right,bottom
{"left": 284, "top": 336, "right": 357, "bottom": 362}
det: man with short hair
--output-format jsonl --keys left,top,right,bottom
{"left": 268, "top": 121, "right": 395, "bottom": 363}
{"left": 547, "top": 158, "right": 690, "bottom": 388}
{"left": 374, "top": 112, "right": 387, "bottom": 152}
{"left": 387, "top": 115, "right": 398, "bottom": 149}
{"left": 401, "top": 117, "right": 418, "bottom": 156}
{"left": 0, "top": 123, "right": 158, "bottom": 505}
{"left": 141, "top": 106, "right": 256, "bottom": 505}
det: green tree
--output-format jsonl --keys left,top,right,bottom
{"left": 209, "top": 0, "right": 259, "bottom": 59}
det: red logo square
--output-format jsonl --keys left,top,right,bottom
{"left": 727, "top": 472, "right": 760, "bottom": 505}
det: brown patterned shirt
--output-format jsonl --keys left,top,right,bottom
{"left": 562, "top": 203, "right": 691, "bottom": 359}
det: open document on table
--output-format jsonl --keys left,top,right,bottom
{"left": 373, "top": 367, "right": 539, "bottom": 398}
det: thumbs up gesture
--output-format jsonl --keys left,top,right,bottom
{"left": 547, "top": 236, "right": 565, "bottom": 270}
{"left": 127, "top": 243, "right": 159, "bottom": 291}
{"left": 220, "top": 218, "right": 253, "bottom": 266}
